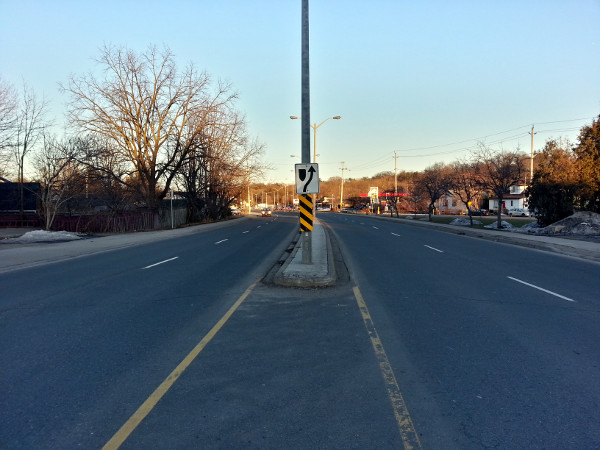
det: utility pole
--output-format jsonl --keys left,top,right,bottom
{"left": 394, "top": 151, "right": 399, "bottom": 217}
{"left": 301, "top": 0, "right": 312, "bottom": 264}
{"left": 339, "top": 161, "right": 347, "bottom": 210}
{"left": 394, "top": 151, "right": 398, "bottom": 194}
{"left": 170, "top": 189, "right": 174, "bottom": 229}
{"left": 528, "top": 125, "right": 536, "bottom": 184}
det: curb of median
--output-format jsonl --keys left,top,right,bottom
{"left": 273, "top": 221, "right": 337, "bottom": 288}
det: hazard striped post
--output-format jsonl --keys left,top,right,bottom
{"left": 299, "top": 194, "right": 313, "bottom": 231}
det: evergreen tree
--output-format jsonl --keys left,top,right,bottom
{"left": 574, "top": 115, "right": 600, "bottom": 212}
{"left": 527, "top": 139, "right": 578, "bottom": 226}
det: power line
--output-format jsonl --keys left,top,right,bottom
{"left": 534, "top": 117, "right": 594, "bottom": 125}
{"left": 394, "top": 124, "right": 530, "bottom": 153}
{"left": 351, "top": 116, "right": 593, "bottom": 173}
{"left": 394, "top": 116, "right": 592, "bottom": 154}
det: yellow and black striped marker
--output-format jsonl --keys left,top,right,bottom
{"left": 299, "top": 194, "right": 313, "bottom": 231}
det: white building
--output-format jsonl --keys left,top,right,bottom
{"left": 488, "top": 185, "right": 529, "bottom": 213}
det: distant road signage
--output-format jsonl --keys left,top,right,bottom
{"left": 368, "top": 186, "right": 379, "bottom": 200}
{"left": 359, "top": 192, "right": 411, "bottom": 197}
{"left": 295, "top": 163, "right": 319, "bottom": 194}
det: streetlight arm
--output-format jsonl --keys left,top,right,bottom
{"left": 290, "top": 115, "right": 341, "bottom": 163}
{"left": 314, "top": 115, "right": 341, "bottom": 129}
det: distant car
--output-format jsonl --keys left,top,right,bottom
{"left": 509, "top": 208, "right": 530, "bottom": 217}
{"left": 261, "top": 208, "right": 272, "bottom": 216}
{"left": 468, "top": 209, "right": 486, "bottom": 216}
{"left": 230, "top": 208, "right": 241, "bottom": 215}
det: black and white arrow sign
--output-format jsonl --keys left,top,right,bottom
{"left": 295, "top": 163, "right": 320, "bottom": 194}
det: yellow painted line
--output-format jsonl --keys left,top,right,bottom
{"left": 103, "top": 282, "right": 258, "bottom": 450}
{"left": 353, "top": 286, "right": 423, "bottom": 450}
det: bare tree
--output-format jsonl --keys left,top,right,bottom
{"left": 62, "top": 45, "right": 237, "bottom": 210}
{"left": 0, "top": 78, "right": 18, "bottom": 176}
{"left": 473, "top": 144, "right": 526, "bottom": 228}
{"left": 11, "top": 83, "right": 51, "bottom": 215}
{"left": 449, "top": 160, "right": 484, "bottom": 226}
{"left": 416, "top": 162, "right": 453, "bottom": 221}
{"left": 78, "top": 135, "right": 134, "bottom": 213}
{"left": 31, "top": 135, "right": 82, "bottom": 230}
{"left": 404, "top": 174, "right": 427, "bottom": 215}
{"left": 174, "top": 109, "right": 264, "bottom": 221}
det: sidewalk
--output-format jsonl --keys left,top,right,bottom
{"left": 0, "top": 228, "right": 37, "bottom": 239}
{"left": 0, "top": 219, "right": 248, "bottom": 274}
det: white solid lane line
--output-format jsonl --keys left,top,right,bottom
{"left": 507, "top": 276, "right": 575, "bottom": 302}
{"left": 424, "top": 245, "right": 444, "bottom": 253}
{"left": 214, "top": 239, "right": 229, "bottom": 245}
{"left": 142, "top": 257, "right": 179, "bottom": 270}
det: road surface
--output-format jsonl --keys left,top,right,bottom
{"left": 1, "top": 212, "right": 599, "bottom": 448}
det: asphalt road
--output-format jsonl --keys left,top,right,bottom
{"left": 2, "top": 212, "right": 599, "bottom": 449}
{"left": 320, "top": 212, "right": 600, "bottom": 449}
{"left": 1, "top": 214, "right": 303, "bottom": 448}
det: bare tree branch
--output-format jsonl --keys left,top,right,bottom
{"left": 473, "top": 143, "right": 526, "bottom": 228}
{"left": 62, "top": 45, "right": 239, "bottom": 209}
{"left": 10, "top": 82, "right": 51, "bottom": 214}
{"left": 0, "top": 78, "right": 18, "bottom": 172}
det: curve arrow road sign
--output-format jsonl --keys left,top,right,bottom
{"left": 295, "top": 163, "right": 319, "bottom": 194}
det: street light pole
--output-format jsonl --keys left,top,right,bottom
{"left": 290, "top": 115, "right": 341, "bottom": 163}
{"left": 300, "top": 0, "right": 311, "bottom": 264}
{"left": 291, "top": 115, "right": 341, "bottom": 225}
{"left": 247, "top": 160, "right": 251, "bottom": 214}
{"left": 339, "top": 161, "right": 348, "bottom": 210}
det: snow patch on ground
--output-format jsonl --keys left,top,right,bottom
{"left": 485, "top": 221, "right": 515, "bottom": 230}
{"left": 4, "top": 230, "right": 85, "bottom": 243}
{"left": 538, "top": 211, "right": 600, "bottom": 236}
{"left": 450, "top": 212, "right": 600, "bottom": 236}
{"left": 450, "top": 218, "right": 483, "bottom": 227}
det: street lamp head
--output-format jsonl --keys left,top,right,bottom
{"left": 333, "top": 116, "right": 341, "bottom": 120}
{"left": 290, "top": 116, "right": 299, "bottom": 120}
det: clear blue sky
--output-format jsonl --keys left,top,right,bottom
{"left": 2, "top": 0, "right": 599, "bottom": 183}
